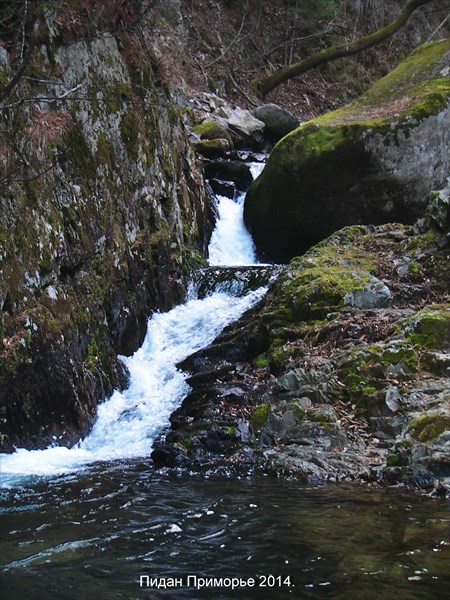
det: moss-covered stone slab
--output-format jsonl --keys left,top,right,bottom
{"left": 244, "top": 39, "right": 450, "bottom": 262}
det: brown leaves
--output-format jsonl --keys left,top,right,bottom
{"left": 25, "top": 110, "right": 73, "bottom": 152}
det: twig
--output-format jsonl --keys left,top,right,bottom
{"left": 0, "top": 21, "right": 39, "bottom": 105}
{"left": 228, "top": 69, "right": 257, "bottom": 108}
{"left": 426, "top": 11, "right": 450, "bottom": 41}
{"left": 204, "top": 9, "right": 246, "bottom": 68}
{"left": 56, "top": 83, "right": 83, "bottom": 99}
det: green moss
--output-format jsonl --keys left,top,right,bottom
{"left": 269, "top": 343, "right": 296, "bottom": 373}
{"left": 338, "top": 342, "right": 418, "bottom": 409}
{"left": 180, "top": 438, "right": 192, "bottom": 450}
{"left": 365, "top": 39, "right": 450, "bottom": 107}
{"left": 386, "top": 454, "right": 401, "bottom": 467}
{"left": 86, "top": 335, "right": 99, "bottom": 373}
{"left": 409, "top": 261, "right": 420, "bottom": 275}
{"left": 105, "top": 82, "right": 132, "bottom": 113}
{"left": 307, "top": 39, "right": 450, "bottom": 126}
{"left": 250, "top": 402, "right": 270, "bottom": 431}
{"left": 293, "top": 402, "right": 306, "bottom": 422}
{"left": 253, "top": 353, "right": 270, "bottom": 368}
{"left": 408, "top": 412, "right": 450, "bottom": 443}
{"left": 62, "top": 125, "right": 96, "bottom": 192}
{"left": 97, "top": 131, "right": 116, "bottom": 173}
{"left": 307, "top": 406, "right": 336, "bottom": 425}
{"left": 282, "top": 266, "right": 370, "bottom": 320}
{"left": 341, "top": 363, "right": 384, "bottom": 404}
{"left": 406, "top": 78, "right": 450, "bottom": 121}
{"left": 120, "top": 110, "right": 140, "bottom": 159}
{"left": 192, "top": 120, "right": 232, "bottom": 145}
{"left": 194, "top": 138, "right": 231, "bottom": 157}
{"left": 378, "top": 347, "right": 417, "bottom": 371}
{"left": 224, "top": 426, "right": 238, "bottom": 437}
{"left": 403, "top": 305, "right": 450, "bottom": 350}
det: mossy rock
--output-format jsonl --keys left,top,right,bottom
{"left": 267, "top": 226, "right": 377, "bottom": 322}
{"left": 194, "top": 138, "right": 231, "bottom": 158}
{"left": 192, "top": 120, "right": 233, "bottom": 146}
{"left": 408, "top": 412, "right": 450, "bottom": 443}
{"left": 244, "top": 40, "right": 450, "bottom": 262}
{"left": 402, "top": 304, "right": 450, "bottom": 350}
{"left": 250, "top": 401, "right": 270, "bottom": 432}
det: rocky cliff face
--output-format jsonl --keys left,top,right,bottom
{"left": 0, "top": 2, "right": 212, "bottom": 451}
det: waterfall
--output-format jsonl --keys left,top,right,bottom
{"left": 0, "top": 172, "right": 266, "bottom": 484}
{"left": 208, "top": 193, "right": 257, "bottom": 266}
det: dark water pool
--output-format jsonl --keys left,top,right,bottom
{"left": 1, "top": 461, "right": 449, "bottom": 599}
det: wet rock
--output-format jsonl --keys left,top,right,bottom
{"left": 193, "top": 266, "right": 278, "bottom": 299}
{"left": 204, "top": 160, "right": 253, "bottom": 191}
{"left": 208, "top": 179, "right": 236, "bottom": 199}
{"left": 151, "top": 444, "right": 187, "bottom": 468}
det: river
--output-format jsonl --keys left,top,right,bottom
{"left": 1, "top": 167, "right": 449, "bottom": 599}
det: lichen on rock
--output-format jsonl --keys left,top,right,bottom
{"left": 0, "top": 4, "right": 212, "bottom": 451}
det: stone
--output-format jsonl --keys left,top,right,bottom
{"left": 344, "top": 276, "right": 391, "bottom": 309}
{"left": 192, "top": 119, "right": 233, "bottom": 146}
{"left": 208, "top": 179, "right": 236, "bottom": 199}
{"left": 204, "top": 160, "right": 253, "bottom": 191}
{"left": 253, "top": 103, "right": 300, "bottom": 141}
{"left": 225, "top": 107, "right": 265, "bottom": 147}
{"left": 194, "top": 138, "right": 231, "bottom": 158}
{"left": 427, "top": 177, "right": 450, "bottom": 234}
{"left": 244, "top": 40, "right": 450, "bottom": 262}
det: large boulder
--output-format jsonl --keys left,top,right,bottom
{"left": 244, "top": 40, "right": 450, "bottom": 262}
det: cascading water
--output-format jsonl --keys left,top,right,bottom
{"left": 208, "top": 193, "right": 257, "bottom": 266}
{"left": 0, "top": 165, "right": 267, "bottom": 485}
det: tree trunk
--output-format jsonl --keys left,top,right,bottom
{"left": 256, "top": 0, "right": 435, "bottom": 98}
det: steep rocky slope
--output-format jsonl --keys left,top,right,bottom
{"left": 0, "top": 1, "right": 212, "bottom": 451}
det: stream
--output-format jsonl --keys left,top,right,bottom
{"left": 1, "top": 163, "right": 449, "bottom": 599}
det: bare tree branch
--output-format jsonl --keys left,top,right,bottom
{"left": 256, "top": 0, "right": 436, "bottom": 98}
{"left": 0, "top": 21, "right": 39, "bottom": 105}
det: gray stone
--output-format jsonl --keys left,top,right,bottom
{"left": 253, "top": 103, "right": 300, "bottom": 141}
{"left": 344, "top": 276, "right": 391, "bottom": 309}
{"left": 225, "top": 107, "right": 265, "bottom": 146}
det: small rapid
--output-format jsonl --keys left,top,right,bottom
{"left": 0, "top": 164, "right": 266, "bottom": 485}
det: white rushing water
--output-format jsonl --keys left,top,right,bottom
{"left": 0, "top": 174, "right": 264, "bottom": 483}
{"left": 208, "top": 193, "right": 257, "bottom": 266}
{"left": 208, "top": 162, "right": 264, "bottom": 267}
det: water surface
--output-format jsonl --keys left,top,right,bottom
{"left": 1, "top": 468, "right": 448, "bottom": 599}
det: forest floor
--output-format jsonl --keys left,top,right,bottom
{"left": 167, "top": 0, "right": 450, "bottom": 120}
